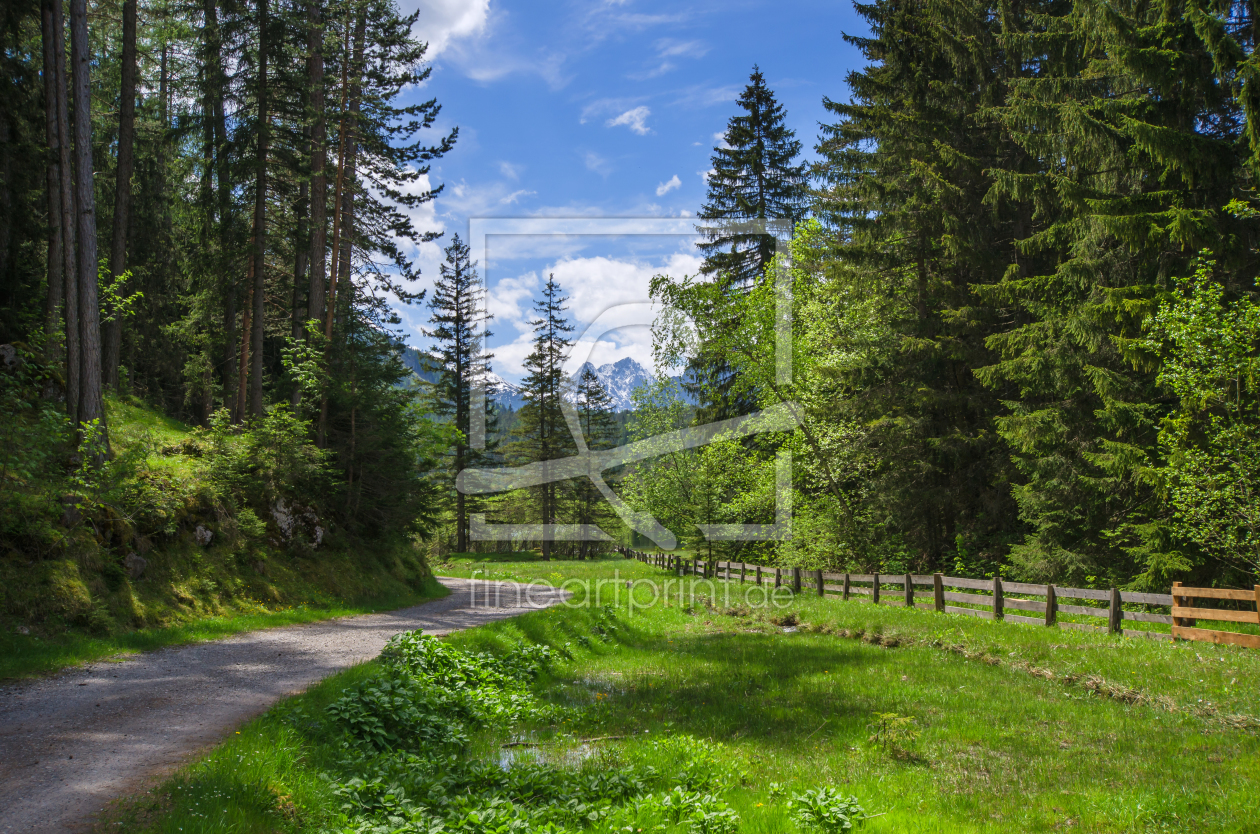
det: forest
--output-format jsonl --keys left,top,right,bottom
{"left": 3, "top": 0, "right": 1260, "bottom": 641}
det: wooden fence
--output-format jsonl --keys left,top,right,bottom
{"left": 618, "top": 549, "right": 1260, "bottom": 648}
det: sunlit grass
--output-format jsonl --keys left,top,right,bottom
{"left": 109, "top": 557, "right": 1260, "bottom": 833}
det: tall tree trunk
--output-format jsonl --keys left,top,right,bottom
{"left": 322, "top": 11, "right": 362, "bottom": 342}
{"left": 306, "top": 0, "right": 327, "bottom": 331}
{"left": 236, "top": 254, "right": 253, "bottom": 422}
{"left": 55, "top": 0, "right": 79, "bottom": 423}
{"left": 103, "top": 0, "right": 136, "bottom": 390}
{"left": 333, "top": 9, "right": 365, "bottom": 312}
{"left": 41, "top": 0, "right": 64, "bottom": 363}
{"left": 71, "top": 0, "right": 107, "bottom": 453}
{"left": 249, "top": 0, "right": 270, "bottom": 419}
{"left": 204, "top": 0, "right": 235, "bottom": 407}
{"left": 290, "top": 168, "right": 308, "bottom": 407}
{"left": 318, "top": 8, "right": 364, "bottom": 446}
{"left": 292, "top": 163, "right": 309, "bottom": 343}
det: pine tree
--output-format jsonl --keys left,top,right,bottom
{"left": 573, "top": 364, "right": 617, "bottom": 559}
{"left": 808, "top": 0, "right": 1026, "bottom": 570}
{"left": 516, "top": 275, "right": 576, "bottom": 560}
{"left": 690, "top": 67, "right": 808, "bottom": 421}
{"left": 975, "top": 0, "right": 1257, "bottom": 584}
{"left": 426, "top": 234, "right": 494, "bottom": 553}
{"left": 698, "top": 66, "right": 808, "bottom": 290}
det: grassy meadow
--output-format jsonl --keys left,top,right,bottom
{"left": 102, "top": 552, "right": 1260, "bottom": 833}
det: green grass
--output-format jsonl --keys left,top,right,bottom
{"left": 105, "top": 556, "right": 1260, "bottom": 833}
{"left": 3, "top": 395, "right": 448, "bottom": 681}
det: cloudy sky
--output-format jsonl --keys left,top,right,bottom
{"left": 391, "top": 0, "right": 867, "bottom": 383}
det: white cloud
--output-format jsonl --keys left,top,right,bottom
{"left": 441, "top": 179, "right": 536, "bottom": 217}
{"left": 655, "top": 38, "right": 708, "bottom": 59}
{"left": 399, "top": 0, "right": 490, "bottom": 59}
{"left": 673, "top": 84, "right": 741, "bottom": 108}
{"left": 699, "top": 169, "right": 715, "bottom": 182}
{"left": 488, "top": 252, "right": 703, "bottom": 381}
{"left": 498, "top": 161, "right": 522, "bottom": 180}
{"left": 629, "top": 37, "right": 709, "bottom": 79}
{"left": 607, "top": 106, "right": 652, "bottom": 135}
{"left": 655, "top": 174, "right": 681, "bottom": 196}
{"left": 583, "top": 151, "right": 612, "bottom": 176}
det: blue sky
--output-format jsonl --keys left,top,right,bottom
{"left": 393, "top": 0, "right": 869, "bottom": 383}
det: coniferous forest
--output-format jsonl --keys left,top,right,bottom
{"left": 3, "top": 0, "right": 1260, "bottom": 642}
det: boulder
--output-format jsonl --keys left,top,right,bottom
{"left": 123, "top": 552, "right": 147, "bottom": 579}
{"left": 194, "top": 525, "right": 214, "bottom": 547}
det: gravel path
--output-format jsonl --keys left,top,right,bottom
{"left": 0, "top": 577, "right": 568, "bottom": 834}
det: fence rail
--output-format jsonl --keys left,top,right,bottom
{"left": 617, "top": 548, "right": 1260, "bottom": 649}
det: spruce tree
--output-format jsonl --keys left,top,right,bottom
{"left": 698, "top": 66, "right": 808, "bottom": 290}
{"left": 690, "top": 67, "right": 808, "bottom": 421}
{"left": 809, "top": 0, "right": 1025, "bottom": 570}
{"left": 516, "top": 275, "right": 576, "bottom": 560}
{"left": 573, "top": 364, "right": 617, "bottom": 558}
{"left": 426, "top": 234, "right": 494, "bottom": 553}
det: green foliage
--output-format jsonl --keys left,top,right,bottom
{"left": 97, "top": 264, "right": 144, "bottom": 325}
{"left": 866, "top": 712, "right": 919, "bottom": 760}
{"left": 1146, "top": 255, "right": 1260, "bottom": 577}
{"left": 788, "top": 787, "right": 868, "bottom": 832}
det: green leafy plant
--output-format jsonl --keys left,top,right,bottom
{"left": 867, "top": 712, "right": 919, "bottom": 759}
{"left": 655, "top": 787, "right": 740, "bottom": 834}
{"left": 788, "top": 787, "right": 868, "bottom": 832}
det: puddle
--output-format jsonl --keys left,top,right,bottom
{"left": 496, "top": 735, "right": 598, "bottom": 770}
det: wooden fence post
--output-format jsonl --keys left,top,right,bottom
{"left": 1045, "top": 584, "right": 1057, "bottom": 626}
{"left": 775, "top": 568, "right": 782, "bottom": 588}
{"left": 843, "top": 573, "right": 851, "bottom": 601}
{"left": 993, "top": 576, "right": 1004, "bottom": 619}
{"left": 872, "top": 573, "right": 880, "bottom": 605}
{"left": 904, "top": 574, "right": 913, "bottom": 608}
{"left": 1108, "top": 586, "right": 1122, "bottom": 635}
{"left": 933, "top": 573, "right": 944, "bottom": 612}
{"left": 792, "top": 567, "right": 802, "bottom": 594}
{"left": 756, "top": 565, "right": 762, "bottom": 585}
{"left": 740, "top": 562, "right": 746, "bottom": 583}
{"left": 815, "top": 569, "right": 824, "bottom": 597}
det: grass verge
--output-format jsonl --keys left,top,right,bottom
{"left": 0, "top": 574, "right": 447, "bottom": 681}
{"left": 101, "top": 555, "right": 1260, "bottom": 833}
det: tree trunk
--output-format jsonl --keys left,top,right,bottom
{"left": 41, "top": 0, "right": 64, "bottom": 363}
{"left": 236, "top": 254, "right": 253, "bottom": 422}
{"left": 103, "top": 0, "right": 136, "bottom": 390}
{"left": 204, "top": 0, "right": 235, "bottom": 407}
{"left": 54, "top": 0, "right": 78, "bottom": 423}
{"left": 324, "top": 7, "right": 365, "bottom": 342}
{"left": 318, "top": 7, "right": 366, "bottom": 445}
{"left": 71, "top": 0, "right": 106, "bottom": 451}
{"left": 306, "top": 0, "right": 327, "bottom": 331}
{"left": 249, "top": 0, "right": 270, "bottom": 419}
{"left": 292, "top": 169, "right": 309, "bottom": 342}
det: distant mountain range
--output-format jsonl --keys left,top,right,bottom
{"left": 400, "top": 348, "right": 693, "bottom": 412}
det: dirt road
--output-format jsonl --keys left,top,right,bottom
{"left": 0, "top": 577, "right": 567, "bottom": 833}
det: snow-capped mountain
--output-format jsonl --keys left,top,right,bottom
{"left": 403, "top": 347, "right": 692, "bottom": 413}
{"left": 485, "top": 372, "right": 527, "bottom": 411}
{"left": 573, "top": 357, "right": 655, "bottom": 411}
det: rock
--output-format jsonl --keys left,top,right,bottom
{"left": 194, "top": 525, "right": 213, "bottom": 547}
{"left": 16, "top": 625, "right": 30, "bottom": 635}
{"left": 60, "top": 495, "right": 82, "bottom": 528}
{"left": 124, "top": 553, "right": 147, "bottom": 579}
{"left": 271, "top": 498, "right": 324, "bottom": 548}
{"left": 0, "top": 344, "right": 17, "bottom": 371}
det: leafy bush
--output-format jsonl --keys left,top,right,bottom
{"left": 788, "top": 787, "right": 868, "bottom": 832}
{"left": 655, "top": 787, "right": 740, "bottom": 834}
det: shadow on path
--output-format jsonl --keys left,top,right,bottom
{"left": 0, "top": 577, "right": 568, "bottom": 834}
